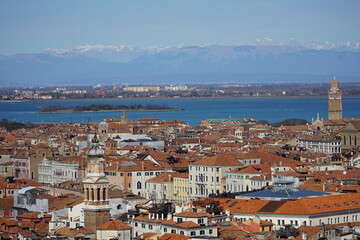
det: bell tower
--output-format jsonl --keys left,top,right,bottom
{"left": 328, "top": 77, "right": 342, "bottom": 121}
{"left": 82, "top": 134, "right": 110, "bottom": 232}
{"left": 121, "top": 111, "right": 128, "bottom": 123}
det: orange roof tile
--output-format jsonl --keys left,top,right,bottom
{"left": 97, "top": 220, "right": 132, "bottom": 230}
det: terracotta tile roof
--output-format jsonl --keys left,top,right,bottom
{"left": 192, "top": 153, "right": 241, "bottom": 166}
{"left": 134, "top": 214, "right": 163, "bottom": 223}
{"left": 48, "top": 194, "right": 84, "bottom": 210}
{"left": 158, "top": 233, "right": 190, "bottom": 240}
{"left": 97, "top": 220, "right": 132, "bottom": 230}
{"left": 230, "top": 165, "right": 271, "bottom": 174}
{"left": 173, "top": 172, "right": 189, "bottom": 178}
{"left": 16, "top": 211, "right": 51, "bottom": 220}
{"left": 147, "top": 172, "right": 176, "bottom": 183}
{"left": 174, "top": 211, "right": 212, "bottom": 218}
{"left": 161, "top": 219, "right": 200, "bottom": 228}
{"left": 55, "top": 227, "right": 93, "bottom": 237}
{"left": 273, "top": 193, "right": 360, "bottom": 215}
{"left": 141, "top": 232, "right": 159, "bottom": 239}
{"left": 0, "top": 196, "right": 14, "bottom": 209}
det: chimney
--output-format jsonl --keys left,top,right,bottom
{"left": 161, "top": 213, "right": 164, "bottom": 220}
{"left": 167, "top": 213, "right": 172, "bottom": 220}
{"left": 302, "top": 232, "right": 307, "bottom": 240}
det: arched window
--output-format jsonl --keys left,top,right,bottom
{"left": 344, "top": 136, "right": 347, "bottom": 145}
{"left": 200, "top": 230, "right": 205, "bottom": 235}
{"left": 137, "top": 181, "right": 141, "bottom": 189}
{"left": 97, "top": 188, "right": 101, "bottom": 201}
{"left": 91, "top": 188, "right": 94, "bottom": 201}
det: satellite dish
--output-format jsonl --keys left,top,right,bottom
{"left": 343, "top": 171, "right": 347, "bottom": 175}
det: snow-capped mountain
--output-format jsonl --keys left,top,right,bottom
{"left": 1, "top": 41, "right": 360, "bottom": 87}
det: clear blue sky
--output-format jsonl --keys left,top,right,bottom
{"left": 1, "top": 0, "right": 359, "bottom": 55}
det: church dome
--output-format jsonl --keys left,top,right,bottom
{"left": 88, "top": 134, "right": 104, "bottom": 157}
{"left": 330, "top": 79, "right": 339, "bottom": 88}
{"left": 99, "top": 121, "right": 108, "bottom": 128}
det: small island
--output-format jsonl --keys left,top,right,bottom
{"left": 39, "top": 104, "right": 183, "bottom": 113}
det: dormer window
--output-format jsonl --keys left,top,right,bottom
{"left": 177, "top": 218, "right": 183, "bottom": 223}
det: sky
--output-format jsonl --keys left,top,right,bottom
{"left": 0, "top": 0, "right": 360, "bottom": 55}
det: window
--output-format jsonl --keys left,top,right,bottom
{"left": 180, "top": 231, "right": 184, "bottom": 235}
{"left": 137, "top": 181, "right": 141, "bottom": 189}
{"left": 198, "top": 218, "right": 204, "bottom": 224}
{"left": 177, "top": 218, "right": 183, "bottom": 223}
{"left": 120, "top": 173, "right": 124, "bottom": 176}
{"left": 171, "top": 230, "right": 176, "bottom": 233}
{"left": 149, "top": 225, "right": 152, "bottom": 229}
{"left": 142, "top": 224, "right": 145, "bottom": 228}
{"left": 164, "top": 228, "right": 167, "bottom": 232}
{"left": 128, "top": 173, "right": 132, "bottom": 176}
{"left": 344, "top": 202, "right": 350, "bottom": 205}
{"left": 135, "top": 222, "right": 138, "bottom": 227}
{"left": 209, "top": 229, "right": 213, "bottom": 234}
{"left": 191, "top": 231, "right": 195, "bottom": 236}
{"left": 200, "top": 230, "right": 205, "bottom": 235}
{"left": 137, "top": 172, "right": 141, "bottom": 176}
{"left": 145, "top": 172, "right": 149, "bottom": 176}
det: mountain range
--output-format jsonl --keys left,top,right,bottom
{"left": 1, "top": 41, "right": 360, "bottom": 87}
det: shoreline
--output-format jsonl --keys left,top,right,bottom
{"left": 2, "top": 95, "right": 360, "bottom": 103}
{"left": 39, "top": 108, "right": 184, "bottom": 113}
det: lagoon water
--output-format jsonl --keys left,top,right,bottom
{"left": 0, "top": 97, "right": 359, "bottom": 126}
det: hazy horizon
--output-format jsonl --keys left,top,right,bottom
{"left": 1, "top": 0, "right": 359, "bottom": 55}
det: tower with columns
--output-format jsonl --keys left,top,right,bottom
{"left": 82, "top": 134, "right": 110, "bottom": 232}
{"left": 328, "top": 77, "right": 342, "bottom": 121}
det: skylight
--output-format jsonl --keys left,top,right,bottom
{"left": 229, "top": 201, "right": 237, "bottom": 207}
{"left": 315, "top": 205, "right": 320, "bottom": 209}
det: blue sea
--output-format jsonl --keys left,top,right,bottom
{"left": 0, "top": 97, "right": 359, "bottom": 126}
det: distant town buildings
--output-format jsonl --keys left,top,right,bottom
{"left": 123, "top": 86, "right": 161, "bottom": 92}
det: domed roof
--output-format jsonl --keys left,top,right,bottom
{"left": 99, "top": 121, "right": 108, "bottom": 128}
{"left": 88, "top": 134, "right": 104, "bottom": 158}
{"left": 330, "top": 79, "right": 339, "bottom": 87}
